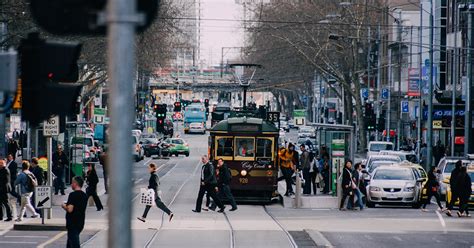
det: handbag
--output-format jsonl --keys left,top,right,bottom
{"left": 139, "top": 188, "right": 155, "bottom": 206}
{"left": 351, "top": 179, "right": 357, "bottom": 190}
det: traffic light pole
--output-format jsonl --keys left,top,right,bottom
{"left": 106, "top": 0, "right": 137, "bottom": 247}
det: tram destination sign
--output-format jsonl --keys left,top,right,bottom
{"left": 266, "top": 112, "right": 280, "bottom": 123}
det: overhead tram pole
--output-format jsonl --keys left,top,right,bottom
{"left": 106, "top": 0, "right": 137, "bottom": 247}
{"left": 427, "top": 0, "right": 434, "bottom": 168}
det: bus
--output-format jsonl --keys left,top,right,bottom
{"left": 209, "top": 116, "right": 279, "bottom": 202}
{"left": 184, "top": 103, "right": 206, "bottom": 134}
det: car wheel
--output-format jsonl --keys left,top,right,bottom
{"left": 366, "top": 201, "right": 375, "bottom": 208}
{"left": 185, "top": 152, "right": 189, "bottom": 157}
{"left": 145, "top": 151, "right": 150, "bottom": 157}
{"left": 412, "top": 202, "right": 422, "bottom": 209}
{"left": 135, "top": 156, "right": 140, "bottom": 162}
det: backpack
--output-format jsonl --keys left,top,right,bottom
{"left": 25, "top": 172, "right": 38, "bottom": 192}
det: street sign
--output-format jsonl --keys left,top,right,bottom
{"left": 266, "top": 112, "right": 280, "bottom": 123}
{"left": 94, "top": 108, "right": 106, "bottom": 124}
{"left": 401, "top": 101, "right": 409, "bottom": 113}
{"left": 381, "top": 88, "right": 389, "bottom": 100}
{"left": 43, "top": 116, "right": 59, "bottom": 136}
{"left": 361, "top": 88, "right": 369, "bottom": 99}
{"left": 35, "top": 186, "right": 52, "bottom": 209}
{"left": 13, "top": 79, "right": 22, "bottom": 109}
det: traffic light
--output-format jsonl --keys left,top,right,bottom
{"left": 20, "top": 33, "right": 83, "bottom": 125}
{"left": 156, "top": 104, "right": 167, "bottom": 119}
{"left": 173, "top": 101, "right": 181, "bottom": 112}
{"left": 156, "top": 118, "right": 164, "bottom": 133}
{"left": 29, "top": 0, "right": 160, "bottom": 35}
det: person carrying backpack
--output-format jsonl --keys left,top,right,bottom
{"left": 14, "top": 161, "right": 39, "bottom": 221}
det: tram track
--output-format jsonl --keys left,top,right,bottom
{"left": 263, "top": 205, "right": 299, "bottom": 248}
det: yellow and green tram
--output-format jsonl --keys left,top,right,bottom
{"left": 209, "top": 117, "right": 279, "bottom": 202}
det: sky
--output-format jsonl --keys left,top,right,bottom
{"left": 200, "top": 0, "right": 244, "bottom": 66}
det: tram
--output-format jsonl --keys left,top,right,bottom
{"left": 209, "top": 116, "right": 279, "bottom": 202}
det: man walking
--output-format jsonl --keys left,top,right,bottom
{"left": 14, "top": 161, "right": 39, "bottom": 221}
{"left": 446, "top": 160, "right": 462, "bottom": 217}
{"left": 300, "top": 145, "right": 311, "bottom": 195}
{"left": 193, "top": 155, "right": 225, "bottom": 213}
{"left": 30, "top": 158, "right": 44, "bottom": 215}
{"left": 210, "top": 158, "right": 237, "bottom": 211}
{"left": 0, "top": 160, "right": 13, "bottom": 221}
{"left": 62, "top": 176, "right": 88, "bottom": 248}
{"left": 53, "top": 145, "right": 69, "bottom": 195}
{"left": 137, "top": 163, "right": 174, "bottom": 222}
{"left": 6, "top": 154, "right": 19, "bottom": 200}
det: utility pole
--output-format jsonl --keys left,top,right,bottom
{"left": 427, "top": 0, "right": 434, "bottom": 168}
{"left": 466, "top": 4, "right": 474, "bottom": 155}
{"left": 106, "top": 0, "right": 137, "bottom": 247}
{"left": 396, "top": 9, "right": 403, "bottom": 151}
{"left": 451, "top": 7, "right": 459, "bottom": 156}
{"left": 387, "top": 49, "right": 392, "bottom": 142}
{"left": 417, "top": 11, "right": 423, "bottom": 160}
{"left": 375, "top": 25, "right": 381, "bottom": 141}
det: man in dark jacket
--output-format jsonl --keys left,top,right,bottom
{"left": 6, "top": 154, "right": 19, "bottom": 199}
{"left": 300, "top": 145, "right": 312, "bottom": 195}
{"left": 455, "top": 167, "right": 472, "bottom": 217}
{"left": 0, "top": 160, "right": 13, "bottom": 221}
{"left": 7, "top": 139, "right": 19, "bottom": 158}
{"left": 193, "top": 155, "right": 225, "bottom": 213}
{"left": 210, "top": 158, "right": 237, "bottom": 211}
{"left": 30, "top": 158, "right": 44, "bottom": 215}
{"left": 137, "top": 163, "right": 173, "bottom": 222}
{"left": 52, "top": 145, "right": 69, "bottom": 195}
{"left": 446, "top": 160, "right": 462, "bottom": 217}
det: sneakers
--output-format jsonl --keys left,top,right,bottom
{"left": 457, "top": 211, "right": 462, "bottom": 217}
{"left": 229, "top": 207, "right": 238, "bottom": 211}
{"left": 31, "top": 214, "right": 40, "bottom": 218}
{"left": 137, "top": 217, "right": 146, "bottom": 222}
{"left": 4, "top": 218, "right": 12, "bottom": 222}
{"left": 445, "top": 210, "right": 452, "bottom": 217}
{"left": 15, "top": 218, "right": 22, "bottom": 222}
{"left": 421, "top": 208, "right": 428, "bottom": 212}
{"left": 202, "top": 207, "right": 209, "bottom": 212}
{"left": 192, "top": 210, "right": 200, "bottom": 213}
{"left": 169, "top": 213, "right": 174, "bottom": 222}
{"left": 217, "top": 207, "right": 226, "bottom": 213}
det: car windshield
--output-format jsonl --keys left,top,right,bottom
{"left": 369, "top": 161, "right": 397, "bottom": 173}
{"left": 300, "top": 127, "right": 312, "bottom": 132}
{"left": 141, "top": 134, "right": 156, "bottom": 139}
{"left": 71, "top": 137, "right": 93, "bottom": 147}
{"left": 144, "top": 138, "right": 158, "bottom": 144}
{"left": 373, "top": 169, "right": 414, "bottom": 180}
{"left": 370, "top": 143, "right": 394, "bottom": 152}
{"left": 172, "top": 139, "right": 184, "bottom": 144}
{"left": 190, "top": 123, "right": 202, "bottom": 127}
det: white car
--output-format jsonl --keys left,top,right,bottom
{"left": 132, "top": 135, "right": 144, "bottom": 162}
{"left": 132, "top": 129, "right": 142, "bottom": 138}
{"left": 378, "top": 150, "right": 418, "bottom": 163}
{"left": 298, "top": 126, "right": 315, "bottom": 138}
{"left": 436, "top": 156, "right": 474, "bottom": 196}
{"left": 188, "top": 122, "right": 206, "bottom": 134}
{"left": 367, "top": 141, "right": 394, "bottom": 157}
{"left": 367, "top": 165, "right": 424, "bottom": 208}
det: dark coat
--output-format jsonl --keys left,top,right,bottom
{"left": 0, "top": 167, "right": 11, "bottom": 194}
{"left": 217, "top": 164, "right": 231, "bottom": 186}
{"left": 341, "top": 168, "right": 352, "bottom": 189}
{"left": 7, "top": 160, "right": 17, "bottom": 189}
{"left": 455, "top": 173, "right": 472, "bottom": 199}
{"left": 425, "top": 170, "right": 440, "bottom": 189}
{"left": 86, "top": 169, "right": 99, "bottom": 190}
{"left": 147, "top": 171, "right": 159, "bottom": 192}
{"left": 30, "top": 166, "right": 44, "bottom": 186}
{"left": 201, "top": 162, "right": 217, "bottom": 185}
{"left": 450, "top": 167, "right": 461, "bottom": 191}
{"left": 52, "top": 151, "right": 69, "bottom": 176}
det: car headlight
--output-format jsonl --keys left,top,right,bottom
{"left": 240, "top": 170, "right": 247, "bottom": 176}
{"left": 370, "top": 186, "right": 381, "bottom": 192}
{"left": 404, "top": 187, "right": 415, "bottom": 192}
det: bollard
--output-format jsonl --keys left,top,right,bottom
{"left": 295, "top": 169, "right": 302, "bottom": 208}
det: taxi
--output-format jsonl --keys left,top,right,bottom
{"left": 397, "top": 162, "right": 429, "bottom": 203}
{"left": 445, "top": 165, "right": 474, "bottom": 206}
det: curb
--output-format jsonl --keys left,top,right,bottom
{"left": 14, "top": 223, "right": 67, "bottom": 231}
{"left": 304, "top": 229, "right": 333, "bottom": 248}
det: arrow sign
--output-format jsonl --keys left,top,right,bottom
{"left": 37, "top": 197, "right": 50, "bottom": 208}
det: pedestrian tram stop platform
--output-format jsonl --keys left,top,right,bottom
{"left": 278, "top": 181, "right": 339, "bottom": 209}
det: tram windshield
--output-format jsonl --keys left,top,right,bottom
{"left": 235, "top": 137, "right": 255, "bottom": 159}
{"left": 214, "top": 136, "right": 274, "bottom": 161}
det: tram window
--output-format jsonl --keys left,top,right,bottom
{"left": 216, "top": 137, "right": 234, "bottom": 157}
{"left": 235, "top": 138, "right": 255, "bottom": 159}
{"left": 256, "top": 138, "right": 273, "bottom": 158}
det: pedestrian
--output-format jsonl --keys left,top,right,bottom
{"left": 210, "top": 158, "right": 237, "bottom": 211}
{"left": 62, "top": 176, "right": 88, "bottom": 248}
{"left": 30, "top": 158, "right": 44, "bottom": 215}
{"left": 14, "top": 161, "right": 39, "bottom": 221}
{"left": 300, "top": 145, "right": 312, "bottom": 195}
{"left": 309, "top": 153, "right": 319, "bottom": 195}
{"left": 321, "top": 160, "right": 330, "bottom": 194}
{"left": 420, "top": 143, "right": 427, "bottom": 167}
{"left": 433, "top": 140, "right": 445, "bottom": 167}
{"left": 278, "top": 147, "right": 295, "bottom": 196}
{"left": 347, "top": 163, "right": 364, "bottom": 210}
{"left": 339, "top": 159, "right": 355, "bottom": 211}
{"left": 98, "top": 151, "right": 108, "bottom": 194}
{"left": 6, "top": 154, "right": 19, "bottom": 200}
{"left": 455, "top": 166, "right": 472, "bottom": 217}
{"left": 7, "top": 138, "right": 19, "bottom": 158}
{"left": 137, "top": 163, "right": 174, "bottom": 222}
{"left": 446, "top": 160, "right": 462, "bottom": 217}
{"left": 0, "top": 159, "right": 13, "bottom": 221}
{"left": 52, "top": 145, "right": 69, "bottom": 195}
{"left": 85, "top": 163, "right": 104, "bottom": 211}
{"left": 288, "top": 143, "right": 299, "bottom": 170}
{"left": 421, "top": 166, "right": 445, "bottom": 212}
{"left": 192, "top": 155, "right": 225, "bottom": 213}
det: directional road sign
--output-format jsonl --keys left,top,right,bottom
{"left": 361, "top": 88, "right": 369, "bottom": 99}
{"left": 381, "top": 88, "right": 389, "bottom": 100}
{"left": 35, "top": 186, "right": 52, "bottom": 209}
{"left": 401, "top": 101, "right": 409, "bottom": 113}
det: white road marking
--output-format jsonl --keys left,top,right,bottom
{"left": 4, "top": 235, "right": 49, "bottom": 238}
{"left": 435, "top": 210, "right": 448, "bottom": 234}
{"left": 37, "top": 231, "right": 66, "bottom": 248}
{"left": 0, "top": 241, "right": 37, "bottom": 244}
{"left": 364, "top": 234, "right": 373, "bottom": 240}
{"left": 393, "top": 236, "right": 403, "bottom": 241}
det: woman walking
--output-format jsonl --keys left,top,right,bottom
{"left": 455, "top": 166, "right": 472, "bottom": 217}
{"left": 138, "top": 163, "right": 174, "bottom": 222}
{"left": 85, "top": 163, "right": 103, "bottom": 211}
{"left": 339, "top": 159, "right": 354, "bottom": 211}
{"left": 421, "top": 166, "right": 445, "bottom": 212}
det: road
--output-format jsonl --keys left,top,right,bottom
{"left": 0, "top": 127, "right": 473, "bottom": 247}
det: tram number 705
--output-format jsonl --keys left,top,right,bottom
{"left": 239, "top": 178, "right": 249, "bottom": 184}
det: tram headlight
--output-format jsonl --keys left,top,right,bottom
{"left": 240, "top": 170, "right": 248, "bottom": 176}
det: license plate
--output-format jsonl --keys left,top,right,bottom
{"left": 386, "top": 194, "right": 397, "bottom": 199}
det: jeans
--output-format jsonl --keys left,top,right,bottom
{"left": 67, "top": 228, "right": 81, "bottom": 248}
{"left": 142, "top": 194, "right": 172, "bottom": 217}
{"left": 347, "top": 188, "right": 364, "bottom": 209}
{"left": 54, "top": 172, "right": 65, "bottom": 194}
{"left": 302, "top": 169, "right": 311, "bottom": 194}
{"left": 339, "top": 187, "right": 354, "bottom": 209}
{"left": 195, "top": 184, "right": 223, "bottom": 212}
{"left": 210, "top": 184, "right": 237, "bottom": 210}
{"left": 281, "top": 167, "right": 294, "bottom": 194}
{"left": 18, "top": 192, "right": 36, "bottom": 219}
